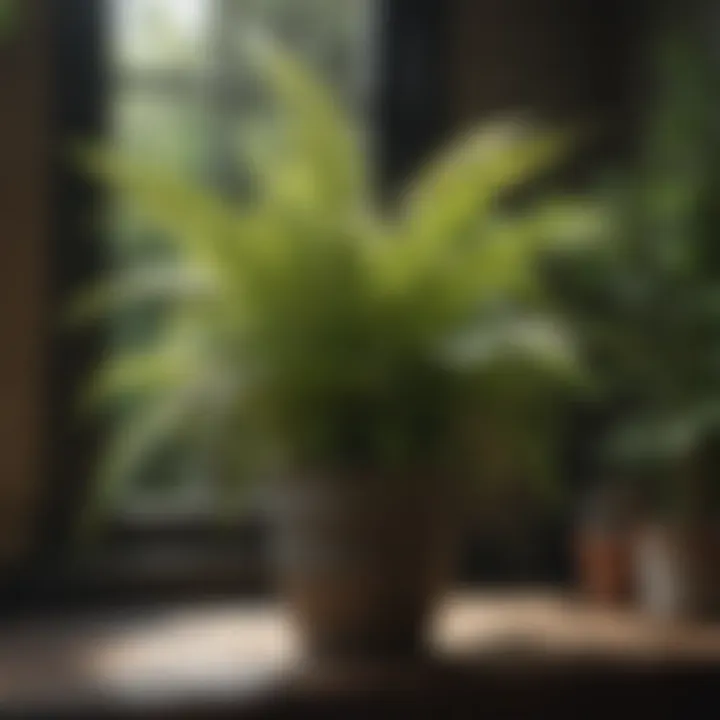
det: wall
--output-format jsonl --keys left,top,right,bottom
{"left": 449, "top": 0, "right": 647, "bottom": 176}
{"left": 0, "top": 0, "right": 48, "bottom": 569}
{"left": 447, "top": 0, "right": 650, "bottom": 581}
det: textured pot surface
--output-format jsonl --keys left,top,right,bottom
{"left": 269, "top": 475, "right": 461, "bottom": 661}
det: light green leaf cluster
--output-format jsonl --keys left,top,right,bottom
{"left": 76, "top": 36, "right": 595, "bottom": 521}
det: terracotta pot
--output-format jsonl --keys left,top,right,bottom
{"left": 269, "top": 475, "right": 459, "bottom": 661}
{"left": 633, "top": 523, "right": 720, "bottom": 620}
{"left": 574, "top": 484, "right": 636, "bottom": 605}
{"left": 575, "top": 526, "right": 634, "bottom": 605}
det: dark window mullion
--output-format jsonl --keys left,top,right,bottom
{"left": 204, "top": 0, "right": 237, "bottom": 192}
{"left": 44, "top": 0, "right": 108, "bottom": 567}
{"left": 376, "top": 0, "right": 450, "bottom": 200}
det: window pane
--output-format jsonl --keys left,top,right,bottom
{"left": 111, "top": 0, "right": 211, "bottom": 74}
{"left": 220, "top": 0, "right": 376, "bottom": 111}
{"left": 113, "top": 91, "right": 208, "bottom": 169}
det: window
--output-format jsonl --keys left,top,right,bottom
{"left": 105, "top": 0, "right": 377, "bottom": 520}
{"left": 45, "top": 0, "right": 637, "bottom": 598}
{"left": 45, "top": 0, "right": 451, "bottom": 588}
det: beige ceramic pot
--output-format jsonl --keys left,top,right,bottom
{"left": 269, "top": 473, "right": 460, "bottom": 661}
{"left": 633, "top": 522, "right": 719, "bottom": 620}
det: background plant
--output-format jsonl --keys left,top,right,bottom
{"left": 548, "top": 32, "right": 720, "bottom": 518}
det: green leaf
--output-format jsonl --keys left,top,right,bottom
{"left": 78, "top": 391, "right": 197, "bottom": 539}
{"left": 63, "top": 265, "right": 217, "bottom": 328}
{"left": 400, "top": 121, "right": 574, "bottom": 252}
{"left": 77, "top": 146, "right": 245, "bottom": 262}
{"left": 82, "top": 345, "right": 196, "bottom": 411}
{"left": 441, "top": 315, "right": 579, "bottom": 374}
{"left": 242, "top": 30, "right": 367, "bottom": 216}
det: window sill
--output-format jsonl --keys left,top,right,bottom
{"left": 1, "top": 591, "right": 720, "bottom": 718}
{"left": 4, "top": 526, "right": 271, "bottom": 614}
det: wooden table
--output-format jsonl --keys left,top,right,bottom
{"left": 1, "top": 590, "right": 720, "bottom": 717}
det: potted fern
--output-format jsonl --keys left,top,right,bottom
{"left": 551, "top": 34, "right": 720, "bottom": 618}
{"left": 75, "top": 38, "right": 591, "bottom": 658}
